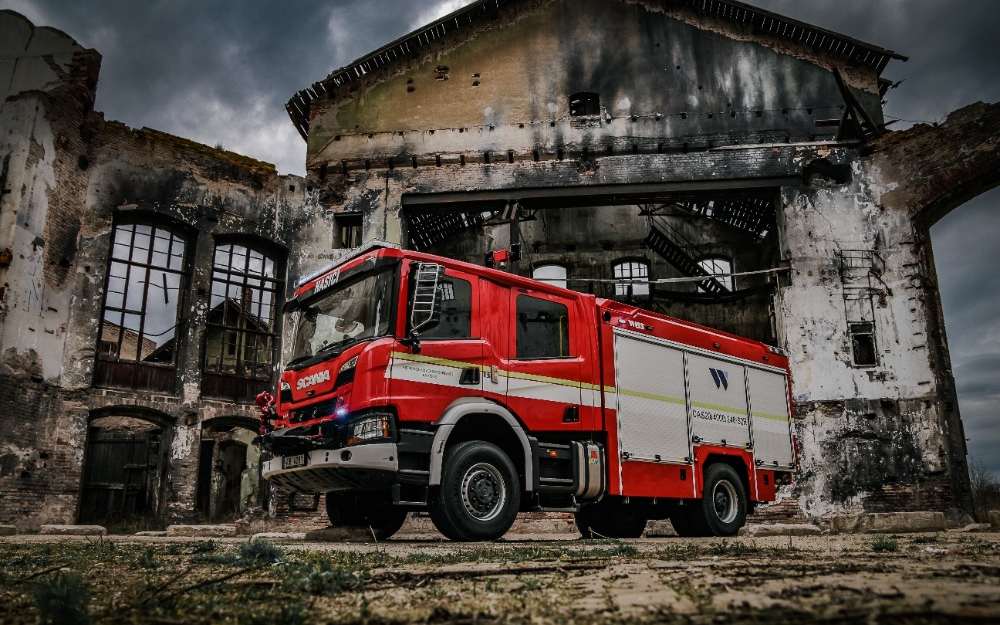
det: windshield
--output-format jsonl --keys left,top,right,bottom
{"left": 290, "top": 269, "right": 395, "bottom": 362}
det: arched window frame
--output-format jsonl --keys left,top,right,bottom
{"left": 94, "top": 214, "right": 194, "bottom": 393}
{"left": 201, "top": 235, "right": 286, "bottom": 402}
{"left": 532, "top": 263, "right": 569, "bottom": 289}
{"left": 612, "top": 258, "right": 651, "bottom": 299}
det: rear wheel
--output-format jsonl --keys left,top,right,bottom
{"left": 325, "top": 491, "right": 408, "bottom": 540}
{"left": 575, "top": 499, "right": 647, "bottom": 539}
{"left": 430, "top": 441, "right": 521, "bottom": 541}
{"left": 687, "top": 463, "right": 748, "bottom": 537}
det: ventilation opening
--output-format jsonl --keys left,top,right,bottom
{"left": 569, "top": 92, "right": 600, "bottom": 117}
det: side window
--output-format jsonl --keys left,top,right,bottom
{"left": 417, "top": 275, "right": 472, "bottom": 339}
{"left": 516, "top": 295, "right": 570, "bottom": 359}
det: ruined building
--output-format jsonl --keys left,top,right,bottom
{"left": 2, "top": 0, "right": 997, "bottom": 530}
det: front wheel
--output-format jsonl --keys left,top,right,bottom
{"left": 325, "top": 491, "right": 408, "bottom": 540}
{"left": 430, "top": 441, "right": 521, "bottom": 541}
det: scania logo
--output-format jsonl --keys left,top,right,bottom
{"left": 709, "top": 368, "right": 729, "bottom": 390}
{"left": 296, "top": 370, "right": 331, "bottom": 390}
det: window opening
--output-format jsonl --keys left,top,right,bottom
{"left": 569, "top": 92, "right": 600, "bottom": 117}
{"left": 849, "top": 322, "right": 878, "bottom": 367}
{"left": 532, "top": 264, "right": 568, "bottom": 289}
{"left": 697, "top": 257, "right": 733, "bottom": 292}
{"left": 613, "top": 260, "right": 650, "bottom": 298}
{"left": 95, "top": 222, "right": 188, "bottom": 392}
{"left": 336, "top": 213, "right": 363, "bottom": 249}
{"left": 202, "top": 243, "right": 284, "bottom": 401}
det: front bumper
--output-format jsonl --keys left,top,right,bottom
{"left": 262, "top": 443, "right": 399, "bottom": 494}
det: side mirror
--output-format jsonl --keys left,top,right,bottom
{"left": 407, "top": 263, "right": 444, "bottom": 350}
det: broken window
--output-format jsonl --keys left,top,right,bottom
{"left": 849, "top": 322, "right": 878, "bottom": 367}
{"left": 336, "top": 213, "right": 363, "bottom": 249}
{"left": 202, "top": 242, "right": 284, "bottom": 402}
{"left": 532, "top": 264, "right": 568, "bottom": 289}
{"left": 698, "top": 257, "right": 734, "bottom": 292}
{"left": 613, "top": 259, "right": 650, "bottom": 298}
{"left": 94, "top": 221, "right": 189, "bottom": 393}
{"left": 569, "top": 92, "right": 600, "bottom": 117}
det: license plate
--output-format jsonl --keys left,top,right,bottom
{"left": 283, "top": 454, "right": 307, "bottom": 469}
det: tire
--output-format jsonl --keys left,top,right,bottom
{"left": 429, "top": 441, "right": 521, "bottom": 541}
{"left": 325, "top": 491, "right": 408, "bottom": 540}
{"left": 690, "top": 463, "right": 748, "bottom": 537}
{"left": 575, "top": 499, "right": 647, "bottom": 539}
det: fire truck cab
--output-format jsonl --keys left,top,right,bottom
{"left": 259, "top": 242, "right": 795, "bottom": 541}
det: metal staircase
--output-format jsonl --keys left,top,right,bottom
{"left": 643, "top": 217, "right": 730, "bottom": 295}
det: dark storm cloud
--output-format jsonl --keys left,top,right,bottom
{"left": 5, "top": 0, "right": 461, "bottom": 174}
{"left": 6, "top": 1, "right": 999, "bottom": 471}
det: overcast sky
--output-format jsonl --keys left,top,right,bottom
{"left": 7, "top": 0, "right": 999, "bottom": 475}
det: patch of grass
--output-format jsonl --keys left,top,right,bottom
{"left": 286, "top": 559, "right": 369, "bottom": 596}
{"left": 870, "top": 535, "right": 899, "bottom": 553}
{"left": 33, "top": 572, "right": 90, "bottom": 625}
{"left": 238, "top": 539, "right": 283, "bottom": 565}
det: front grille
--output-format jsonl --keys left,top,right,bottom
{"left": 289, "top": 400, "right": 337, "bottom": 424}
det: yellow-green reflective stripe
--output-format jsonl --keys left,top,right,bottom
{"left": 616, "top": 388, "right": 685, "bottom": 405}
{"left": 691, "top": 400, "right": 747, "bottom": 417}
{"left": 504, "top": 369, "right": 580, "bottom": 389}
{"left": 392, "top": 351, "right": 471, "bottom": 370}
{"left": 752, "top": 411, "right": 789, "bottom": 422}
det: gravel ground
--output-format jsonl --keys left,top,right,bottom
{"left": 2, "top": 531, "right": 999, "bottom": 624}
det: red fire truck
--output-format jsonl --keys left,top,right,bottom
{"left": 258, "top": 243, "right": 795, "bottom": 541}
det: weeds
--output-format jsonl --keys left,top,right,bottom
{"left": 287, "top": 559, "right": 369, "bottom": 596}
{"left": 138, "top": 547, "right": 159, "bottom": 569}
{"left": 238, "top": 539, "right": 283, "bottom": 564}
{"left": 870, "top": 535, "right": 899, "bottom": 553}
{"left": 33, "top": 572, "right": 90, "bottom": 625}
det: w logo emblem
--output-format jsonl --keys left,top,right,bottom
{"left": 709, "top": 368, "right": 729, "bottom": 390}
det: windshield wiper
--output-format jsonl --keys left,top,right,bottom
{"left": 317, "top": 335, "right": 370, "bottom": 355}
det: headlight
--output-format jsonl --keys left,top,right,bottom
{"left": 345, "top": 413, "right": 393, "bottom": 446}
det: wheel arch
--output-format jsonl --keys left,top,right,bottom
{"left": 428, "top": 398, "right": 533, "bottom": 492}
{"left": 702, "top": 453, "right": 751, "bottom": 500}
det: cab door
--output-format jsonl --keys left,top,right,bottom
{"left": 389, "top": 264, "right": 485, "bottom": 423}
{"left": 502, "top": 288, "right": 586, "bottom": 433}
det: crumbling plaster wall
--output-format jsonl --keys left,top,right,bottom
{"left": 0, "top": 11, "right": 333, "bottom": 528}
{"left": 778, "top": 102, "right": 1000, "bottom": 518}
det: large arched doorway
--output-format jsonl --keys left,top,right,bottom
{"left": 79, "top": 409, "right": 173, "bottom": 530}
{"left": 196, "top": 417, "right": 265, "bottom": 522}
{"left": 929, "top": 186, "right": 1000, "bottom": 519}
